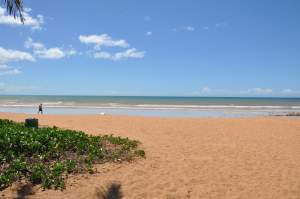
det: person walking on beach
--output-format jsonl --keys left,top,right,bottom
{"left": 38, "top": 104, "right": 43, "bottom": 114}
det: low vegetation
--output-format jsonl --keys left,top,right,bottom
{"left": 0, "top": 119, "right": 145, "bottom": 191}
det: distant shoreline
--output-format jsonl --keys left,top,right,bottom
{"left": 0, "top": 95, "right": 299, "bottom": 117}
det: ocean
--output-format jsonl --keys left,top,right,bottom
{"left": 0, "top": 95, "right": 300, "bottom": 117}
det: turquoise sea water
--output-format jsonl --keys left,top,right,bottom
{"left": 0, "top": 95, "right": 300, "bottom": 117}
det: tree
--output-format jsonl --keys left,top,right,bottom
{"left": 3, "top": 0, "right": 24, "bottom": 23}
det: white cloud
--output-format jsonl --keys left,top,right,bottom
{"left": 195, "top": 87, "right": 300, "bottom": 97}
{"left": 0, "top": 46, "right": 34, "bottom": 76}
{"left": 79, "top": 34, "right": 129, "bottom": 49}
{"left": 65, "top": 49, "right": 77, "bottom": 56}
{"left": 34, "top": 48, "right": 66, "bottom": 59}
{"left": 0, "top": 6, "right": 44, "bottom": 30}
{"left": 24, "top": 37, "right": 44, "bottom": 50}
{"left": 173, "top": 26, "right": 195, "bottom": 32}
{"left": 198, "top": 86, "right": 229, "bottom": 96}
{"left": 183, "top": 26, "right": 195, "bottom": 31}
{"left": 215, "top": 22, "right": 228, "bottom": 28}
{"left": 0, "top": 47, "right": 35, "bottom": 63}
{"left": 80, "top": 34, "right": 145, "bottom": 61}
{"left": 203, "top": 26, "right": 209, "bottom": 30}
{"left": 0, "top": 65, "right": 21, "bottom": 75}
{"left": 282, "top": 89, "right": 300, "bottom": 95}
{"left": 201, "top": 87, "right": 211, "bottom": 93}
{"left": 114, "top": 48, "right": 145, "bottom": 60}
{"left": 25, "top": 37, "right": 76, "bottom": 59}
{"left": 93, "top": 51, "right": 112, "bottom": 59}
{"left": 145, "top": 31, "right": 152, "bottom": 36}
{"left": 94, "top": 48, "right": 145, "bottom": 61}
{"left": 282, "top": 89, "right": 293, "bottom": 94}
{"left": 241, "top": 88, "right": 273, "bottom": 95}
{"left": 3, "top": 68, "right": 21, "bottom": 75}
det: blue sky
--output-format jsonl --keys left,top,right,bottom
{"left": 0, "top": 0, "right": 299, "bottom": 97}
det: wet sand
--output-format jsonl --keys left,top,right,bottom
{"left": 1, "top": 113, "right": 300, "bottom": 199}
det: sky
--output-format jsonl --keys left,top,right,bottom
{"left": 0, "top": 0, "right": 299, "bottom": 97}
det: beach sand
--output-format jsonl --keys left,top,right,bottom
{"left": 0, "top": 112, "right": 300, "bottom": 199}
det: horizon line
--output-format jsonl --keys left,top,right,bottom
{"left": 0, "top": 94, "right": 300, "bottom": 99}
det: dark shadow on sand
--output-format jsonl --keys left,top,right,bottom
{"left": 96, "top": 183, "right": 123, "bottom": 199}
{"left": 15, "top": 183, "right": 34, "bottom": 199}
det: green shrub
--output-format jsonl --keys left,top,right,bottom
{"left": 0, "top": 119, "right": 145, "bottom": 191}
{"left": 135, "top": 150, "right": 146, "bottom": 158}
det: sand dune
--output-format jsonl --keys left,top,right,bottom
{"left": 1, "top": 113, "right": 300, "bottom": 199}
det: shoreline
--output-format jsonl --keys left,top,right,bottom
{"left": 0, "top": 111, "right": 299, "bottom": 121}
{"left": 1, "top": 107, "right": 299, "bottom": 118}
{"left": 0, "top": 111, "right": 286, "bottom": 120}
{"left": 1, "top": 95, "right": 299, "bottom": 118}
{"left": 1, "top": 111, "right": 300, "bottom": 122}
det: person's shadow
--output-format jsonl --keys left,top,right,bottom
{"left": 96, "top": 183, "right": 123, "bottom": 199}
{"left": 15, "top": 184, "right": 34, "bottom": 199}
{"left": 14, "top": 182, "right": 123, "bottom": 199}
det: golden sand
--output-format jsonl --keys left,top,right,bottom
{"left": 1, "top": 113, "right": 300, "bottom": 199}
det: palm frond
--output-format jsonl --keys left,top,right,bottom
{"left": 3, "top": 0, "right": 25, "bottom": 23}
